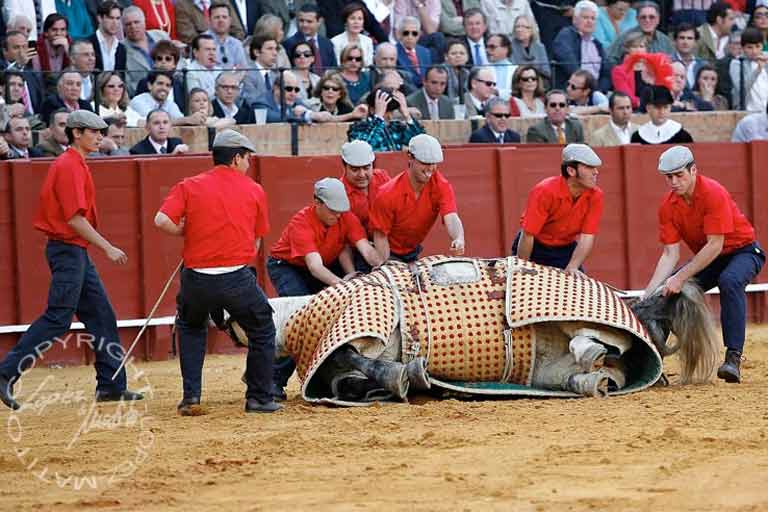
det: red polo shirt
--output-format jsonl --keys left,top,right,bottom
{"left": 520, "top": 176, "right": 604, "bottom": 247}
{"left": 160, "top": 165, "right": 270, "bottom": 268}
{"left": 659, "top": 175, "right": 755, "bottom": 254}
{"left": 270, "top": 206, "right": 367, "bottom": 267}
{"left": 33, "top": 148, "right": 98, "bottom": 248}
{"left": 368, "top": 170, "right": 457, "bottom": 255}
{"left": 341, "top": 168, "right": 391, "bottom": 233}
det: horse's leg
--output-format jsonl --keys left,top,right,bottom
{"left": 333, "top": 346, "right": 410, "bottom": 399}
{"left": 566, "top": 370, "right": 610, "bottom": 398}
{"left": 569, "top": 335, "right": 607, "bottom": 372}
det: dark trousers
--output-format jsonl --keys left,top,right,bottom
{"left": 692, "top": 242, "right": 765, "bottom": 353}
{"left": 176, "top": 267, "right": 275, "bottom": 402}
{"left": 391, "top": 245, "right": 422, "bottom": 264}
{"left": 511, "top": 232, "right": 579, "bottom": 271}
{"left": 0, "top": 240, "right": 127, "bottom": 392}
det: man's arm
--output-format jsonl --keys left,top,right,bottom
{"left": 643, "top": 243, "right": 681, "bottom": 297}
{"left": 305, "top": 252, "right": 343, "bottom": 286}
{"left": 154, "top": 211, "right": 185, "bottom": 236}
{"left": 516, "top": 231, "right": 535, "bottom": 260}
{"left": 338, "top": 245, "right": 356, "bottom": 275}
{"left": 660, "top": 235, "right": 724, "bottom": 296}
{"left": 68, "top": 214, "right": 127, "bottom": 264}
{"left": 355, "top": 239, "right": 384, "bottom": 267}
{"left": 373, "top": 229, "right": 391, "bottom": 262}
{"left": 444, "top": 212, "right": 465, "bottom": 255}
{"left": 565, "top": 233, "right": 595, "bottom": 273}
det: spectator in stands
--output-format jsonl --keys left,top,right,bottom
{"left": 692, "top": 63, "right": 729, "bottom": 110}
{"left": 331, "top": 3, "right": 374, "bottom": 67}
{"left": 0, "top": 71, "right": 44, "bottom": 130}
{"left": 0, "top": 117, "right": 37, "bottom": 159}
{"left": 1, "top": 31, "right": 44, "bottom": 116}
{"left": 510, "top": 65, "right": 546, "bottom": 117}
{"left": 526, "top": 89, "right": 585, "bottom": 143}
{"left": 373, "top": 43, "right": 418, "bottom": 95}
{"left": 469, "top": 96, "right": 521, "bottom": 143}
{"left": 56, "top": 0, "right": 94, "bottom": 40}
{"left": 97, "top": 117, "right": 131, "bottom": 156}
{"left": 129, "top": 109, "right": 189, "bottom": 155}
{"left": 607, "top": 2, "right": 674, "bottom": 66}
{"left": 566, "top": 69, "right": 609, "bottom": 115}
{"left": 552, "top": 0, "right": 611, "bottom": 92}
{"left": 205, "top": 3, "right": 247, "bottom": 70}
{"left": 670, "top": 61, "right": 713, "bottom": 111}
{"left": 530, "top": 0, "right": 573, "bottom": 52}
{"left": 396, "top": 17, "right": 433, "bottom": 88}
{"left": 284, "top": 4, "right": 337, "bottom": 75}
{"left": 444, "top": 39, "right": 470, "bottom": 99}
{"left": 463, "top": 8, "right": 489, "bottom": 66}
{"left": 133, "top": 0, "right": 177, "bottom": 39}
{"left": 186, "top": 34, "right": 219, "bottom": 97}
{"left": 252, "top": 14, "right": 291, "bottom": 69}
{"left": 175, "top": 0, "right": 245, "bottom": 45}
{"left": 481, "top": 0, "right": 538, "bottom": 39}
{"left": 88, "top": 1, "right": 126, "bottom": 73}
{"left": 253, "top": 70, "right": 334, "bottom": 124}
{"left": 135, "top": 41, "right": 186, "bottom": 114}
{"left": 730, "top": 27, "right": 768, "bottom": 111}
{"left": 749, "top": 3, "right": 768, "bottom": 50}
{"left": 589, "top": 91, "right": 636, "bottom": 146}
{"left": 320, "top": 0, "right": 389, "bottom": 42}
{"left": 290, "top": 42, "right": 321, "bottom": 101}
{"left": 130, "top": 71, "right": 183, "bottom": 119}
{"left": 731, "top": 101, "right": 768, "bottom": 141}
{"left": 40, "top": 71, "right": 93, "bottom": 124}
{"left": 311, "top": 74, "right": 369, "bottom": 122}
{"left": 439, "top": 0, "right": 482, "bottom": 38}
{"left": 212, "top": 71, "right": 255, "bottom": 124}
{"left": 407, "top": 65, "right": 454, "bottom": 120}
{"left": 94, "top": 71, "right": 140, "bottom": 126}
{"left": 32, "top": 108, "right": 69, "bottom": 157}
{"left": 70, "top": 40, "right": 97, "bottom": 102}
{"left": 673, "top": 23, "right": 706, "bottom": 90}
{"left": 716, "top": 30, "right": 742, "bottom": 108}
{"left": 611, "top": 31, "right": 655, "bottom": 110}
{"left": 393, "top": 0, "right": 446, "bottom": 63}
{"left": 188, "top": 87, "right": 236, "bottom": 129}
{"left": 338, "top": 44, "right": 372, "bottom": 106}
{"left": 509, "top": 15, "right": 551, "bottom": 81}
{"left": 631, "top": 85, "right": 694, "bottom": 144}
{"left": 594, "top": 0, "right": 637, "bottom": 48}
{"left": 242, "top": 35, "right": 280, "bottom": 108}
{"left": 697, "top": 2, "right": 736, "bottom": 63}
{"left": 35, "top": 14, "right": 71, "bottom": 74}
{"left": 486, "top": 34, "right": 515, "bottom": 99}
{"left": 123, "top": 6, "right": 171, "bottom": 96}
{"left": 464, "top": 66, "right": 497, "bottom": 117}
{"left": 348, "top": 84, "right": 426, "bottom": 151}
{"left": 3, "top": 9, "right": 36, "bottom": 41}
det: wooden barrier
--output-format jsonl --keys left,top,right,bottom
{"left": 1, "top": 141, "right": 766, "bottom": 365}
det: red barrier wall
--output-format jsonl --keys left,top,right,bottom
{"left": 1, "top": 143, "right": 766, "bottom": 365}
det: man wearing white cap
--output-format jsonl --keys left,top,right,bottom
{"left": 155, "top": 129, "right": 281, "bottom": 415}
{"left": 0, "top": 110, "right": 143, "bottom": 411}
{"left": 369, "top": 133, "right": 465, "bottom": 262}
{"left": 642, "top": 145, "right": 765, "bottom": 383}
{"left": 513, "top": 143, "right": 604, "bottom": 272}
{"left": 267, "top": 177, "right": 382, "bottom": 400}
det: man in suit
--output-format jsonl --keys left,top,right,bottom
{"left": 70, "top": 40, "right": 97, "bottom": 102}
{"left": 242, "top": 35, "right": 280, "bottom": 107}
{"left": 439, "top": 0, "right": 482, "bottom": 37}
{"left": 673, "top": 23, "right": 706, "bottom": 90}
{"left": 407, "top": 65, "right": 455, "bottom": 120}
{"left": 175, "top": 0, "right": 245, "bottom": 45}
{"left": 589, "top": 92, "right": 637, "bottom": 147}
{"left": 253, "top": 71, "right": 334, "bottom": 124}
{"left": 462, "top": 8, "right": 488, "bottom": 66}
{"left": 88, "top": 1, "right": 126, "bottom": 73}
{"left": 469, "top": 97, "right": 521, "bottom": 143}
{"left": 283, "top": 4, "right": 336, "bottom": 75}
{"left": 227, "top": 0, "right": 263, "bottom": 36}
{"left": 211, "top": 71, "right": 255, "bottom": 124}
{"left": 697, "top": 2, "right": 735, "bottom": 63}
{"left": 123, "top": 6, "right": 170, "bottom": 96}
{"left": 0, "top": 117, "right": 41, "bottom": 159}
{"left": 463, "top": 66, "right": 496, "bottom": 117}
{"left": 551, "top": 0, "right": 611, "bottom": 92}
{"left": 526, "top": 89, "right": 585, "bottom": 144}
{"left": 32, "top": 109, "right": 70, "bottom": 157}
{"left": 261, "top": 0, "right": 320, "bottom": 36}
{"left": 1, "top": 31, "right": 45, "bottom": 114}
{"left": 40, "top": 71, "right": 94, "bottom": 125}
{"left": 129, "top": 109, "right": 189, "bottom": 155}
{"left": 396, "top": 17, "right": 432, "bottom": 88}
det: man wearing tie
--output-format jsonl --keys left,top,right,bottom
{"left": 395, "top": 17, "right": 432, "bottom": 88}
{"left": 526, "top": 89, "right": 585, "bottom": 144}
{"left": 242, "top": 35, "right": 279, "bottom": 107}
{"left": 283, "top": 4, "right": 337, "bottom": 75}
{"left": 129, "top": 110, "right": 189, "bottom": 155}
{"left": 406, "top": 65, "right": 455, "bottom": 120}
{"left": 463, "top": 8, "right": 488, "bottom": 66}
{"left": 469, "top": 97, "right": 521, "bottom": 143}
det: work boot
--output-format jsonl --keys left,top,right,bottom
{"left": 95, "top": 389, "right": 145, "bottom": 402}
{"left": 177, "top": 397, "right": 204, "bottom": 416}
{"left": 0, "top": 376, "right": 20, "bottom": 411}
{"left": 717, "top": 350, "right": 742, "bottom": 383}
{"left": 245, "top": 399, "right": 283, "bottom": 413}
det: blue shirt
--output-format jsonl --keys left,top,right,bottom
{"left": 205, "top": 31, "right": 248, "bottom": 69}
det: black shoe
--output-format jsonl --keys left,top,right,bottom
{"left": 177, "top": 397, "right": 203, "bottom": 416}
{"left": 717, "top": 350, "right": 742, "bottom": 383}
{"left": 245, "top": 399, "right": 283, "bottom": 413}
{"left": 95, "top": 390, "right": 145, "bottom": 403}
{"left": 0, "top": 376, "right": 20, "bottom": 411}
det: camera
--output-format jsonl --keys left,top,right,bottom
{"left": 378, "top": 87, "right": 400, "bottom": 112}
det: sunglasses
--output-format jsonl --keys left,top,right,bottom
{"left": 567, "top": 82, "right": 585, "bottom": 90}
{"left": 154, "top": 55, "right": 176, "bottom": 62}
{"left": 476, "top": 79, "right": 496, "bottom": 87}
{"left": 346, "top": 56, "right": 363, "bottom": 62}
{"left": 322, "top": 85, "right": 341, "bottom": 91}
{"left": 284, "top": 86, "right": 301, "bottom": 92}
{"left": 519, "top": 75, "right": 537, "bottom": 82}
{"left": 490, "top": 112, "right": 511, "bottom": 118}
{"left": 548, "top": 102, "right": 567, "bottom": 108}
{"left": 401, "top": 30, "right": 419, "bottom": 36}
{"left": 294, "top": 51, "right": 313, "bottom": 58}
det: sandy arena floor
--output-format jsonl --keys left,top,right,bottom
{"left": 1, "top": 326, "right": 767, "bottom": 512}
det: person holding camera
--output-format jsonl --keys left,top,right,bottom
{"left": 347, "top": 84, "right": 425, "bottom": 152}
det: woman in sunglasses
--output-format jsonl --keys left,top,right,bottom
{"left": 510, "top": 65, "right": 546, "bottom": 117}
{"left": 331, "top": 3, "right": 374, "bottom": 67}
{"left": 94, "top": 71, "right": 141, "bottom": 127}
{"left": 311, "top": 74, "right": 368, "bottom": 122}
{"left": 339, "top": 44, "right": 372, "bottom": 105}
{"left": 290, "top": 42, "right": 321, "bottom": 101}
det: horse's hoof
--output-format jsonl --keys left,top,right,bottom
{"left": 406, "top": 357, "right": 431, "bottom": 390}
{"left": 567, "top": 371, "right": 609, "bottom": 398}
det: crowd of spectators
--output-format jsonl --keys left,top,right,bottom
{"left": 2, "top": 0, "right": 768, "bottom": 161}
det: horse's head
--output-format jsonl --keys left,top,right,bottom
{"left": 629, "top": 292, "right": 676, "bottom": 357}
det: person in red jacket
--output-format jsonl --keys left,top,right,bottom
{"left": 643, "top": 146, "right": 765, "bottom": 383}
{"left": 155, "top": 130, "right": 281, "bottom": 415}
{"left": 0, "top": 110, "right": 143, "bottom": 411}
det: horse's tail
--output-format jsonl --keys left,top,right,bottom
{"left": 670, "top": 282, "right": 720, "bottom": 384}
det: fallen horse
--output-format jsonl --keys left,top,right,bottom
{"left": 226, "top": 256, "right": 720, "bottom": 405}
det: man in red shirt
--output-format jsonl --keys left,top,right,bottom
{"left": 155, "top": 130, "right": 281, "bottom": 414}
{"left": 513, "top": 143, "right": 604, "bottom": 272}
{"left": 369, "top": 133, "right": 465, "bottom": 262}
{"left": 0, "top": 110, "right": 143, "bottom": 411}
{"left": 643, "top": 146, "right": 765, "bottom": 383}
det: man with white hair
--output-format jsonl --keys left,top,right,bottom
{"left": 39, "top": 70, "right": 93, "bottom": 124}
{"left": 464, "top": 66, "right": 497, "bottom": 117}
{"left": 392, "top": 0, "right": 446, "bottom": 62}
{"left": 123, "top": 6, "right": 170, "bottom": 96}
{"left": 552, "top": 0, "right": 611, "bottom": 92}
{"left": 2, "top": 2, "right": 42, "bottom": 40}
{"left": 5, "top": 13, "right": 35, "bottom": 41}
{"left": 395, "top": 16, "right": 432, "bottom": 88}
{"left": 70, "top": 40, "right": 97, "bottom": 101}
{"left": 253, "top": 71, "right": 334, "bottom": 124}
{"left": 374, "top": 42, "right": 417, "bottom": 94}
{"left": 606, "top": 1, "right": 675, "bottom": 66}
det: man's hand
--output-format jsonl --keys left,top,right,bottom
{"left": 99, "top": 137, "right": 118, "bottom": 154}
{"left": 310, "top": 111, "right": 334, "bottom": 123}
{"left": 105, "top": 245, "right": 128, "bottom": 264}
{"left": 343, "top": 271, "right": 362, "bottom": 281}
{"left": 449, "top": 238, "right": 465, "bottom": 256}
{"left": 351, "top": 104, "right": 368, "bottom": 119}
{"left": 662, "top": 273, "right": 685, "bottom": 296}
{"left": 171, "top": 144, "right": 190, "bottom": 155}
{"left": 0, "top": 138, "right": 10, "bottom": 157}
{"left": 52, "top": 37, "right": 69, "bottom": 52}
{"left": 293, "top": 104, "right": 308, "bottom": 117}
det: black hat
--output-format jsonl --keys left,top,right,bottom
{"left": 644, "top": 85, "right": 674, "bottom": 106}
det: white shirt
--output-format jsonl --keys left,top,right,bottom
{"left": 231, "top": 0, "right": 248, "bottom": 30}
{"left": 216, "top": 98, "right": 239, "bottom": 118}
{"left": 96, "top": 29, "right": 118, "bottom": 71}
{"left": 149, "top": 136, "right": 169, "bottom": 154}
{"left": 707, "top": 24, "right": 728, "bottom": 60}
{"left": 609, "top": 120, "right": 632, "bottom": 145}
